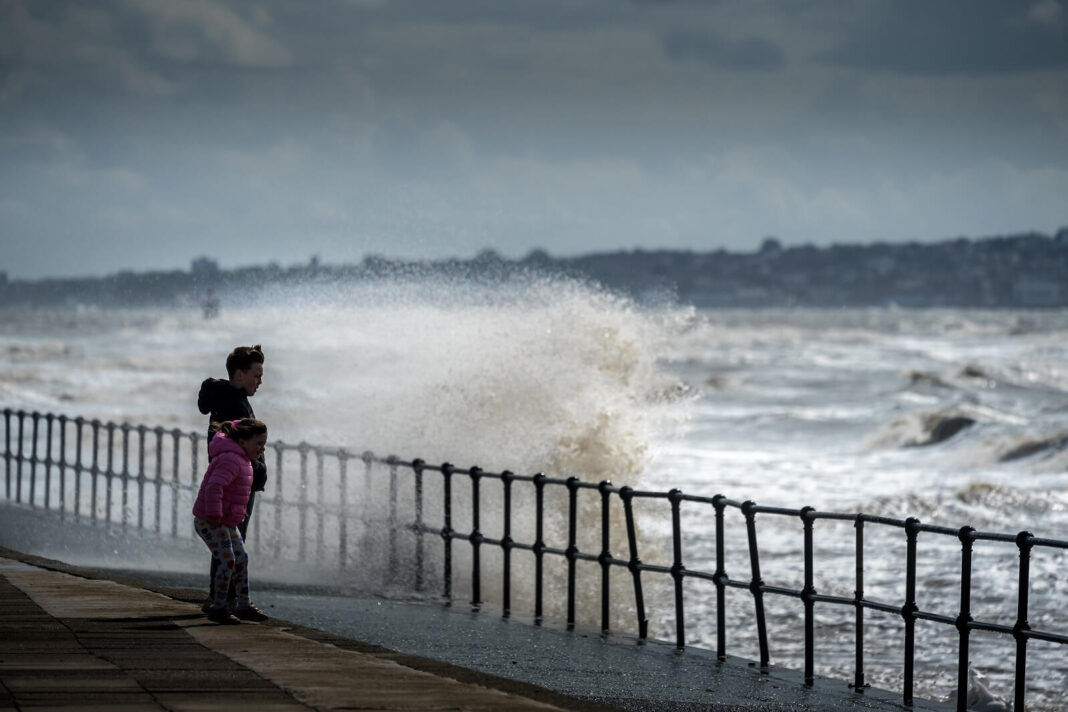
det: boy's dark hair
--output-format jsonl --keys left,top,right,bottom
{"left": 226, "top": 345, "right": 264, "bottom": 379}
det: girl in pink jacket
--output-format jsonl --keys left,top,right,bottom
{"left": 193, "top": 418, "right": 270, "bottom": 624}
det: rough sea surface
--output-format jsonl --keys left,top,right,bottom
{"left": 1, "top": 278, "right": 1065, "bottom": 709}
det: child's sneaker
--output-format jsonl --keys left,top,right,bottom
{"left": 233, "top": 604, "right": 269, "bottom": 622}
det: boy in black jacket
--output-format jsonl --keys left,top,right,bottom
{"left": 197, "top": 344, "right": 266, "bottom": 610}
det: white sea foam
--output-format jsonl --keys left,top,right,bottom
{"left": 3, "top": 299, "right": 1068, "bottom": 709}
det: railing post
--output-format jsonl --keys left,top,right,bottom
{"left": 902, "top": 517, "right": 921, "bottom": 707}
{"left": 469, "top": 466, "right": 483, "bottom": 608}
{"left": 169, "top": 428, "right": 181, "bottom": 537}
{"left": 713, "top": 494, "right": 727, "bottom": 660}
{"left": 120, "top": 422, "right": 131, "bottom": 529}
{"left": 669, "top": 488, "right": 686, "bottom": 649}
{"left": 1014, "top": 531, "right": 1034, "bottom": 712}
{"left": 565, "top": 476, "right": 579, "bottom": 630}
{"left": 44, "top": 413, "right": 54, "bottom": 510}
{"left": 338, "top": 450, "right": 350, "bottom": 569}
{"left": 3, "top": 409, "right": 11, "bottom": 500}
{"left": 388, "top": 457, "right": 399, "bottom": 582}
{"left": 16, "top": 410, "right": 25, "bottom": 503}
{"left": 105, "top": 421, "right": 115, "bottom": 523}
{"left": 598, "top": 480, "right": 612, "bottom": 634}
{"left": 298, "top": 443, "right": 309, "bottom": 560}
{"left": 742, "top": 500, "right": 770, "bottom": 671}
{"left": 620, "top": 486, "right": 648, "bottom": 639}
{"left": 533, "top": 473, "right": 546, "bottom": 620}
{"left": 316, "top": 448, "right": 326, "bottom": 561}
{"left": 153, "top": 427, "right": 164, "bottom": 534}
{"left": 90, "top": 420, "right": 101, "bottom": 522}
{"left": 853, "top": 515, "right": 866, "bottom": 693}
{"left": 58, "top": 415, "right": 68, "bottom": 517}
{"left": 276, "top": 445, "right": 289, "bottom": 559}
{"left": 954, "top": 526, "right": 975, "bottom": 712}
{"left": 801, "top": 506, "right": 816, "bottom": 687}
{"left": 501, "top": 470, "right": 514, "bottom": 616}
{"left": 413, "top": 458, "right": 425, "bottom": 590}
{"left": 74, "top": 418, "right": 84, "bottom": 519}
{"left": 136, "top": 425, "right": 146, "bottom": 530}
{"left": 29, "top": 411, "right": 39, "bottom": 506}
{"left": 440, "top": 462, "right": 454, "bottom": 600}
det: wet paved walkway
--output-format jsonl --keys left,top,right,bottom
{"left": 0, "top": 547, "right": 948, "bottom": 711}
{"left": 0, "top": 553, "right": 606, "bottom": 711}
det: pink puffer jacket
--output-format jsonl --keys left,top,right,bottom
{"left": 192, "top": 433, "right": 253, "bottom": 528}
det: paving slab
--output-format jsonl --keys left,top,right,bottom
{"left": 0, "top": 551, "right": 613, "bottom": 711}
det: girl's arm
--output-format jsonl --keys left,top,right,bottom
{"left": 200, "top": 456, "right": 240, "bottom": 519}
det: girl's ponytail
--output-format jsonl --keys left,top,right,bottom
{"left": 211, "top": 418, "right": 267, "bottom": 441}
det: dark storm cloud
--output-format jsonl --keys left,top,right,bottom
{"left": 662, "top": 30, "right": 785, "bottom": 70}
{"left": 1, "top": 0, "right": 1066, "bottom": 279}
{"left": 818, "top": 0, "right": 1068, "bottom": 74}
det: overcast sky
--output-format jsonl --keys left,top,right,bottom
{"left": 2, "top": 0, "right": 1067, "bottom": 279}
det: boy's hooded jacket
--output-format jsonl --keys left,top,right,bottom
{"left": 198, "top": 378, "right": 267, "bottom": 491}
{"left": 192, "top": 433, "right": 254, "bottom": 528}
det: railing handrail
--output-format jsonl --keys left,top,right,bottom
{"left": 3, "top": 407, "right": 1065, "bottom": 711}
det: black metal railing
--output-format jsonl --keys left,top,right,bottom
{"left": 2, "top": 408, "right": 1066, "bottom": 711}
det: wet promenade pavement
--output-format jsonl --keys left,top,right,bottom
{"left": 0, "top": 547, "right": 949, "bottom": 711}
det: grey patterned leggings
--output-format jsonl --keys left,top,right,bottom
{"left": 194, "top": 517, "right": 251, "bottom": 609}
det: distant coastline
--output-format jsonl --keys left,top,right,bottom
{"left": 4, "top": 227, "right": 1067, "bottom": 308}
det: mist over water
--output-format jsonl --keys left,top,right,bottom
{"left": 3, "top": 281, "right": 1067, "bottom": 709}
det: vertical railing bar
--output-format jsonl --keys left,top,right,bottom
{"left": 389, "top": 458, "right": 399, "bottom": 584}
{"left": 501, "top": 470, "right": 514, "bottom": 615}
{"left": 16, "top": 411, "right": 25, "bottom": 503}
{"left": 713, "top": 495, "right": 727, "bottom": 660}
{"left": 298, "top": 443, "right": 309, "bottom": 560}
{"left": 955, "top": 526, "right": 975, "bottom": 712}
{"left": 189, "top": 433, "right": 199, "bottom": 538}
{"left": 74, "top": 418, "right": 84, "bottom": 519}
{"left": 598, "top": 480, "right": 612, "bottom": 634}
{"left": 902, "top": 517, "right": 921, "bottom": 707}
{"left": 742, "top": 500, "right": 770, "bottom": 671}
{"left": 120, "top": 423, "right": 131, "bottom": 530}
{"left": 469, "top": 466, "right": 482, "bottom": 608}
{"left": 29, "top": 411, "right": 39, "bottom": 506}
{"left": 153, "top": 427, "right": 163, "bottom": 534}
{"left": 189, "top": 433, "right": 199, "bottom": 539}
{"left": 136, "top": 425, "right": 146, "bottom": 530}
{"left": 801, "top": 507, "right": 816, "bottom": 687}
{"left": 620, "top": 486, "right": 648, "bottom": 639}
{"left": 853, "top": 516, "right": 866, "bottom": 693}
{"left": 58, "top": 415, "right": 68, "bottom": 518}
{"left": 170, "top": 429, "right": 180, "bottom": 537}
{"left": 413, "top": 459, "right": 426, "bottom": 591}
{"left": 274, "top": 444, "right": 285, "bottom": 560}
{"left": 90, "top": 420, "right": 100, "bottom": 522}
{"left": 442, "top": 462, "right": 454, "bottom": 601}
{"left": 316, "top": 448, "right": 326, "bottom": 561}
{"left": 338, "top": 451, "right": 350, "bottom": 569}
{"left": 1013, "top": 531, "right": 1034, "bottom": 712}
{"left": 105, "top": 421, "right": 115, "bottom": 523}
{"left": 44, "top": 413, "right": 54, "bottom": 510}
{"left": 669, "top": 489, "right": 686, "bottom": 649}
{"left": 533, "top": 473, "right": 545, "bottom": 620}
{"left": 3, "top": 409, "right": 11, "bottom": 500}
{"left": 565, "top": 477, "right": 579, "bottom": 630}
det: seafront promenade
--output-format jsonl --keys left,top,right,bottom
{"left": 0, "top": 546, "right": 951, "bottom": 711}
{"left": 0, "top": 549, "right": 607, "bottom": 712}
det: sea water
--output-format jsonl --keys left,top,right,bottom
{"left": 1, "top": 275, "right": 1065, "bottom": 708}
